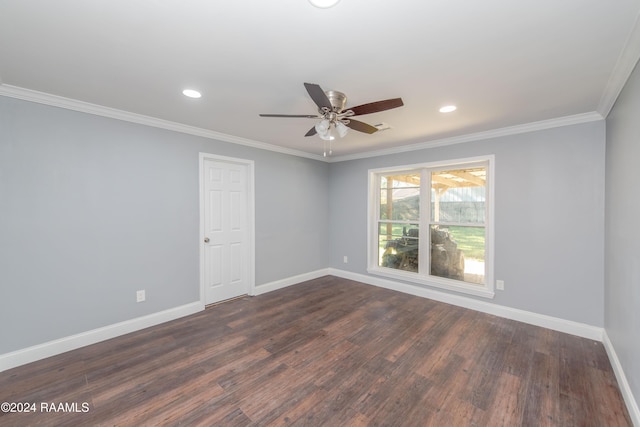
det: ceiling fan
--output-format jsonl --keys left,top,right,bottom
{"left": 259, "top": 83, "right": 404, "bottom": 155}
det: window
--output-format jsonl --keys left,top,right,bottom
{"left": 368, "top": 156, "right": 494, "bottom": 298}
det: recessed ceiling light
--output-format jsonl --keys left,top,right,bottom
{"left": 439, "top": 105, "right": 457, "bottom": 113}
{"left": 182, "top": 89, "right": 202, "bottom": 99}
{"left": 308, "top": 0, "right": 340, "bottom": 8}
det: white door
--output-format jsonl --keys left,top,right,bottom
{"left": 202, "top": 157, "right": 252, "bottom": 304}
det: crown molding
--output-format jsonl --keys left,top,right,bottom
{"left": 1, "top": 84, "right": 605, "bottom": 165}
{"left": 0, "top": 84, "right": 326, "bottom": 162}
{"left": 328, "top": 111, "right": 604, "bottom": 163}
{"left": 597, "top": 11, "right": 640, "bottom": 117}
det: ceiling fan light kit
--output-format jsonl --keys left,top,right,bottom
{"left": 335, "top": 121, "right": 348, "bottom": 137}
{"left": 315, "top": 119, "right": 331, "bottom": 139}
{"left": 259, "top": 82, "right": 404, "bottom": 156}
{"left": 314, "top": 118, "right": 348, "bottom": 140}
{"left": 314, "top": 120, "right": 350, "bottom": 156}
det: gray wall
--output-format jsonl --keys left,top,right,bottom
{"left": 0, "top": 92, "right": 614, "bottom": 362}
{"left": 0, "top": 96, "right": 329, "bottom": 354}
{"left": 329, "top": 121, "right": 606, "bottom": 326}
{"left": 605, "top": 61, "right": 640, "bottom": 410}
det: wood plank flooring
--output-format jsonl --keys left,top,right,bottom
{"left": 0, "top": 276, "right": 632, "bottom": 426}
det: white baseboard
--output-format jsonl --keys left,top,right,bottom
{"left": 252, "top": 268, "right": 331, "bottom": 296}
{"left": 329, "top": 268, "right": 604, "bottom": 341}
{"left": 603, "top": 331, "right": 640, "bottom": 427}
{"left": 0, "top": 302, "right": 203, "bottom": 373}
{"left": 0, "top": 269, "right": 331, "bottom": 373}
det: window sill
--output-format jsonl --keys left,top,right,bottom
{"left": 367, "top": 266, "right": 495, "bottom": 299}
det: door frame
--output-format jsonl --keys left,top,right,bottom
{"left": 199, "top": 152, "right": 256, "bottom": 306}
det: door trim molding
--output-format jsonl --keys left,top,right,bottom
{"left": 199, "top": 153, "right": 256, "bottom": 305}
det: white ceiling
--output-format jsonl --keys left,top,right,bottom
{"left": 1, "top": 1, "right": 640, "bottom": 160}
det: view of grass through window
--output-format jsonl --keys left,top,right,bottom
{"left": 446, "top": 226, "right": 485, "bottom": 260}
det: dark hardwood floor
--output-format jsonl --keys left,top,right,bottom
{"left": 0, "top": 276, "right": 632, "bottom": 426}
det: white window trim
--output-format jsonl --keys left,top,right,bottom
{"left": 367, "top": 155, "right": 495, "bottom": 299}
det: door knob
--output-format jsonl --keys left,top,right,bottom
{"left": 204, "top": 237, "right": 210, "bottom": 243}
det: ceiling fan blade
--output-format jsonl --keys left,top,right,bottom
{"left": 304, "top": 83, "right": 332, "bottom": 110}
{"left": 259, "top": 114, "right": 319, "bottom": 118}
{"left": 345, "top": 119, "right": 378, "bottom": 134}
{"left": 305, "top": 126, "right": 317, "bottom": 137}
{"left": 349, "top": 98, "right": 404, "bottom": 116}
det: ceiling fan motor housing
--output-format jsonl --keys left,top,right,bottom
{"left": 325, "top": 90, "right": 347, "bottom": 112}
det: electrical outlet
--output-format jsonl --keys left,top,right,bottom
{"left": 343, "top": 256, "right": 348, "bottom": 263}
{"left": 136, "top": 290, "right": 146, "bottom": 302}
{"left": 496, "top": 280, "right": 504, "bottom": 291}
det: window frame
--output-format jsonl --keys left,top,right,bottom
{"left": 367, "top": 155, "right": 495, "bottom": 298}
